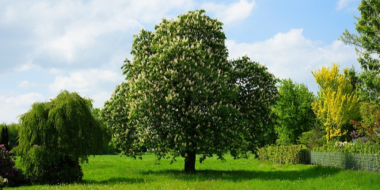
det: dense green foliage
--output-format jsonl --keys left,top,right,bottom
{"left": 257, "top": 145, "right": 310, "bottom": 164}
{"left": 340, "top": 0, "right": 380, "bottom": 104}
{"left": 0, "top": 126, "right": 9, "bottom": 151}
{"left": 91, "top": 108, "right": 117, "bottom": 154}
{"left": 15, "top": 90, "right": 105, "bottom": 184}
{"left": 340, "top": 0, "right": 380, "bottom": 143}
{"left": 352, "top": 103, "right": 380, "bottom": 141}
{"left": 273, "top": 79, "right": 316, "bottom": 145}
{"left": 0, "top": 123, "right": 19, "bottom": 150}
{"left": 312, "top": 63, "right": 360, "bottom": 141}
{"left": 0, "top": 145, "right": 25, "bottom": 187}
{"left": 315, "top": 141, "right": 380, "bottom": 154}
{"left": 4, "top": 123, "right": 19, "bottom": 150}
{"left": 229, "top": 57, "right": 279, "bottom": 152}
{"left": 297, "top": 127, "right": 325, "bottom": 150}
{"left": 101, "top": 10, "right": 278, "bottom": 172}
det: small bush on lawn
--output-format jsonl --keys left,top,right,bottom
{"left": 257, "top": 145, "right": 310, "bottom": 164}
{"left": 30, "top": 156, "right": 83, "bottom": 184}
{"left": 0, "top": 144, "right": 27, "bottom": 187}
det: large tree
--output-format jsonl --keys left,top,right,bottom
{"left": 101, "top": 10, "right": 278, "bottom": 172}
{"left": 340, "top": 0, "right": 380, "bottom": 139}
{"left": 340, "top": 0, "right": 380, "bottom": 103}
{"left": 273, "top": 79, "right": 316, "bottom": 145}
{"left": 15, "top": 90, "right": 105, "bottom": 183}
{"left": 312, "top": 63, "right": 361, "bottom": 142}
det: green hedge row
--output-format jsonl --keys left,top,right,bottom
{"left": 314, "top": 141, "right": 380, "bottom": 154}
{"left": 257, "top": 145, "right": 310, "bottom": 164}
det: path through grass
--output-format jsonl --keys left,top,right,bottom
{"left": 11, "top": 154, "right": 380, "bottom": 189}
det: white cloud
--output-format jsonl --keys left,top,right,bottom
{"left": 49, "top": 69, "right": 123, "bottom": 93}
{"left": 0, "top": 0, "right": 195, "bottom": 71}
{"left": 48, "top": 69, "right": 124, "bottom": 109}
{"left": 49, "top": 68, "right": 64, "bottom": 75}
{"left": 0, "top": 93, "right": 45, "bottom": 106}
{"left": 88, "top": 91, "right": 115, "bottom": 109}
{"left": 337, "top": 0, "right": 359, "bottom": 11}
{"left": 13, "top": 61, "right": 40, "bottom": 72}
{"left": 0, "top": 0, "right": 255, "bottom": 73}
{"left": 202, "top": 0, "right": 255, "bottom": 24}
{"left": 226, "top": 28, "right": 359, "bottom": 93}
{"left": 18, "top": 80, "right": 38, "bottom": 88}
{"left": 0, "top": 93, "right": 46, "bottom": 123}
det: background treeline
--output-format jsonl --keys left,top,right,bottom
{"left": 260, "top": 0, "right": 380, "bottom": 163}
{"left": 0, "top": 123, "right": 19, "bottom": 150}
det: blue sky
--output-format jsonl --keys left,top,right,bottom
{"left": 0, "top": 0, "right": 361, "bottom": 123}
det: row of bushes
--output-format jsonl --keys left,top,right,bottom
{"left": 257, "top": 145, "right": 310, "bottom": 164}
{"left": 257, "top": 141, "right": 380, "bottom": 172}
{"left": 314, "top": 141, "right": 380, "bottom": 154}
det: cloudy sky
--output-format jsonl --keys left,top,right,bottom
{"left": 0, "top": 0, "right": 361, "bottom": 123}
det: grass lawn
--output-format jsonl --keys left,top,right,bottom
{"left": 9, "top": 153, "right": 380, "bottom": 190}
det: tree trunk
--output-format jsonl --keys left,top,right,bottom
{"left": 184, "top": 149, "right": 196, "bottom": 172}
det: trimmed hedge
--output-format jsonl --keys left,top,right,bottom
{"left": 314, "top": 141, "right": 380, "bottom": 154}
{"left": 257, "top": 145, "right": 310, "bottom": 164}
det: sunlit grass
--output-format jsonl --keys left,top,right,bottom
{"left": 10, "top": 154, "right": 380, "bottom": 189}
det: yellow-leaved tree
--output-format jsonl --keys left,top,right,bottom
{"left": 312, "top": 63, "right": 360, "bottom": 142}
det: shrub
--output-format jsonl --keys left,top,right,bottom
{"left": 0, "top": 144, "right": 26, "bottom": 187}
{"left": 351, "top": 102, "right": 380, "bottom": 142}
{"left": 31, "top": 156, "right": 83, "bottom": 184}
{"left": 314, "top": 140, "right": 380, "bottom": 154}
{"left": 298, "top": 127, "right": 325, "bottom": 149}
{"left": 257, "top": 145, "right": 310, "bottom": 164}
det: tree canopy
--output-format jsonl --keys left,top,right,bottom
{"left": 273, "top": 79, "right": 316, "bottom": 145}
{"left": 312, "top": 63, "right": 360, "bottom": 142}
{"left": 340, "top": 0, "right": 380, "bottom": 103}
{"left": 101, "top": 10, "right": 278, "bottom": 172}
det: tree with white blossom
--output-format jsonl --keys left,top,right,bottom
{"left": 101, "top": 10, "right": 278, "bottom": 172}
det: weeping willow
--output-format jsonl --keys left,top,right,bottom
{"left": 15, "top": 90, "right": 104, "bottom": 184}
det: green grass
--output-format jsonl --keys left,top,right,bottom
{"left": 9, "top": 154, "right": 380, "bottom": 190}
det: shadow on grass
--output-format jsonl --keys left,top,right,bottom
{"left": 14, "top": 177, "right": 145, "bottom": 188}
{"left": 140, "top": 165, "right": 342, "bottom": 182}
{"left": 82, "top": 177, "right": 145, "bottom": 185}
